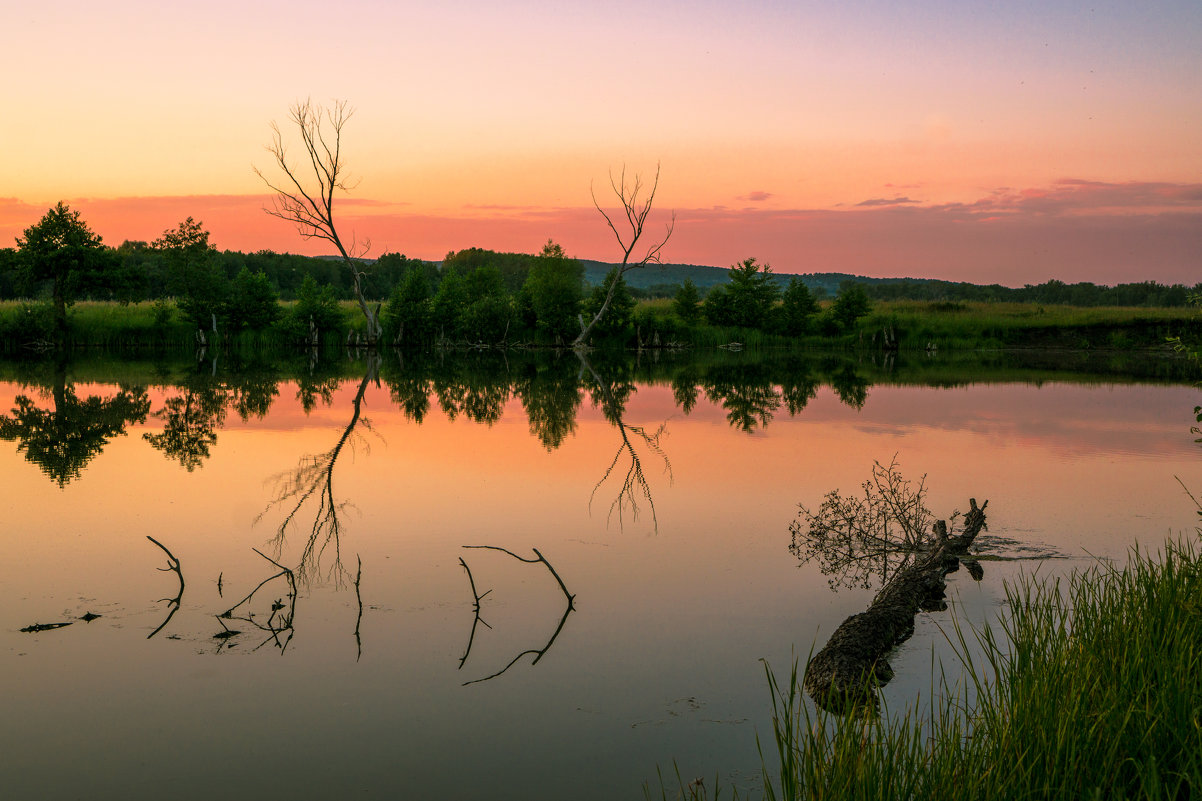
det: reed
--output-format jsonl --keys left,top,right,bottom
{"left": 652, "top": 535, "right": 1202, "bottom": 800}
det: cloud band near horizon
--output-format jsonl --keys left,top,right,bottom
{"left": 3, "top": 179, "right": 1199, "bottom": 288}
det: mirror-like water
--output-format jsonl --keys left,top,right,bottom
{"left": 1, "top": 351, "right": 1197, "bottom": 799}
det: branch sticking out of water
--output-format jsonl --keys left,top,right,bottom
{"left": 458, "top": 546, "right": 576, "bottom": 685}
{"left": 804, "top": 497, "right": 989, "bottom": 714}
{"left": 147, "top": 535, "right": 185, "bottom": 639}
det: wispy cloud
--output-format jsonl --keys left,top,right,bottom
{"left": 738, "top": 191, "right": 773, "bottom": 202}
{"left": 855, "top": 196, "right": 920, "bottom": 207}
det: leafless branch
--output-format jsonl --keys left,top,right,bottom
{"left": 458, "top": 546, "right": 575, "bottom": 684}
{"left": 457, "top": 556, "right": 493, "bottom": 669}
{"left": 214, "top": 548, "right": 298, "bottom": 654}
{"left": 255, "top": 99, "right": 382, "bottom": 342}
{"left": 574, "top": 163, "right": 674, "bottom": 347}
{"left": 353, "top": 555, "right": 363, "bottom": 662}
{"left": 147, "top": 535, "right": 185, "bottom": 639}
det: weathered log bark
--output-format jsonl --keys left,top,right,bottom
{"left": 803, "top": 498, "right": 988, "bottom": 713}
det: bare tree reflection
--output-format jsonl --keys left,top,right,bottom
{"left": 259, "top": 354, "right": 379, "bottom": 586}
{"left": 578, "top": 352, "right": 672, "bottom": 530}
{"left": 458, "top": 545, "right": 575, "bottom": 685}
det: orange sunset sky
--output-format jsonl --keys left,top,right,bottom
{"left": 3, "top": 0, "right": 1200, "bottom": 286}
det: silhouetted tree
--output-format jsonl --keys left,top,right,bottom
{"left": 829, "top": 281, "right": 872, "bottom": 331}
{"left": 673, "top": 278, "right": 701, "bottom": 326}
{"left": 725, "top": 258, "right": 780, "bottom": 328}
{"left": 15, "top": 202, "right": 111, "bottom": 340}
{"left": 224, "top": 267, "right": 280, "bottom": 332}
{"left": 256, "top": 99, "right": 383, "bottom": 344}
{"left": 574, "top": 165, "right": 674, "bottom": 347}
{"left": 524, "top": 240, "right": 583, "bottom": 345}
{"left": 384, "top": 266, "right": 434, "bottom": 346}
{"left": 780, "top": 277, "right": 819, "bottom": 336}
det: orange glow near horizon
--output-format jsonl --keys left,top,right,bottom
{"left": 4, "top": 1, "right": 1199, "bottom": 285}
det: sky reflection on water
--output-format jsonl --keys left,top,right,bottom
{"left": 1, "top": 356, "right": 1198, "bottom": 799}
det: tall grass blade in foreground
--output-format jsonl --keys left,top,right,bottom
{"left": 755, "top": 537, "right": 1201, "bottom": 800}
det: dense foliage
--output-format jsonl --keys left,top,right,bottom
{"left": 4, "top": 205, "right": 1199, "bottom": 352}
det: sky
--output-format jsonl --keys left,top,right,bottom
{"left": 2, "top": 0, "right": 1200, "bottom": 286}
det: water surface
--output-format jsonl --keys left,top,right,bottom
{"left": 1, "top": 351, "right": 1197, "bottom": 799}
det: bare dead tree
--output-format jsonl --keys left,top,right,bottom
{"left": 573, "top": 164, "right": 674, "bottom": 348}
{"left": 255, "top": 99, "right": 383, "bottom": 344}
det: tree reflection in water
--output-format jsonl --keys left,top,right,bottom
{"left": 258, "top": 354, "right": 379, "bottom": 586}
{"left": 143, "top": 374, "right": 228, "bottom": 472}
{"left": 578, "top": 352, "right": 672, "bottom": 530}
{"left": 0, "top": 357, "right": 150, "bottom": 486}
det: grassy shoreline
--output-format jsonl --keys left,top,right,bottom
{"left": 657, "top": 534, "right": 1202, "bottom": 800}
{"left": 0, "top": 299, "right": 1197, "bottom": 354}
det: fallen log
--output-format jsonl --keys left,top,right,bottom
{"left": 803, "top": 498, "right": 988, "bottom": 713}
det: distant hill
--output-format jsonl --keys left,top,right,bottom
{"left": 579, "top": 259, "right": 933, "bottom": 297}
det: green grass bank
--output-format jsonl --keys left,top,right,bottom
{"left": 656, "top": 534, "right": 1202, "bottom": 800}
{"left": 1, "top": 299, "right": 1197, "bottom": 354}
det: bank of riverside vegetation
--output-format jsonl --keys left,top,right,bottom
{"left": 650, "top": 532, "right": 1202, "bottom": 801}
{"left": 2, "top": 205, "right": 1199, "bottom": 354}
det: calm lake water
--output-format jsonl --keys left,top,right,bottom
{"left": 1, "top": 350, "right": 1198, "bottom": 800}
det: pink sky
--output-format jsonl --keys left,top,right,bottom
{"left": 3, "top": 0, "right": 1200, "bottom": 286}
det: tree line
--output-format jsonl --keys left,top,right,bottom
{"left": 0, "top": 204, "right": 870, "bottom": 348}
{"left": 2, "top": 202, "right": 1193, "bottom": 350}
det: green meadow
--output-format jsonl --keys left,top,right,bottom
{"left": 1, "top": 298, "right": 1196, "bottom": 354}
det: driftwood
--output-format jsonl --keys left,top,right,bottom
{"left": 458, "top": 546, "right": 576, "bottom": 685}
{"left": 804, "top": 498, "right": 988, "bottom": 713}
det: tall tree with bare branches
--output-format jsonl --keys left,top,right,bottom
{"left": 255, "top": 100, "right": 383, "bottom": 344}
{"left": 573, "top": 165, "right": 674, "bottom": 348}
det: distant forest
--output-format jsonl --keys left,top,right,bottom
{"left": 585, "top": 260, "right": 1200, "bottom": 307}
{"left": 1, "top": 240, "right": 1196, "bottom": 309}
